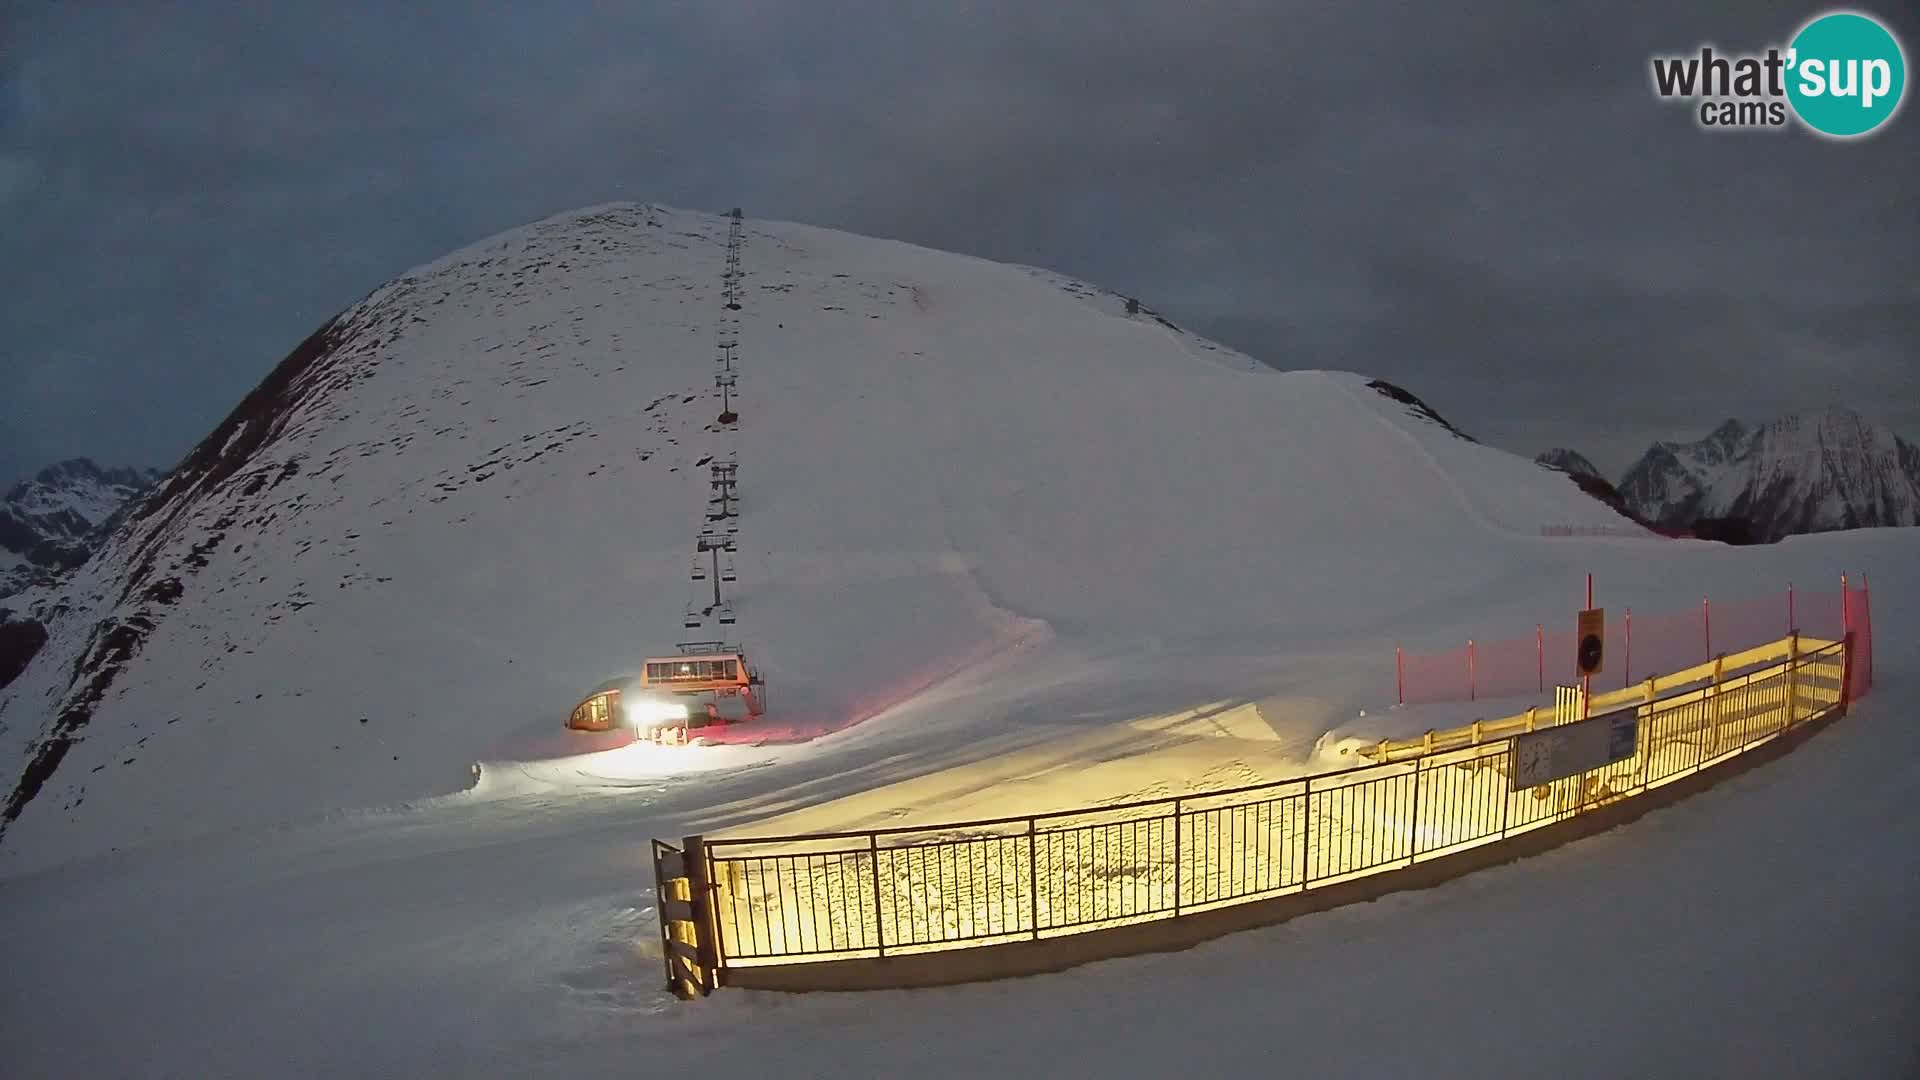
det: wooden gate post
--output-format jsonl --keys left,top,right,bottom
{"left": 682, "top": 835, "right": 721, "bottom": 993}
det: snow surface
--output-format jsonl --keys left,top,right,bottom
{"left": 0, "top": 526, "right": 1910, "bottom": 1078}
{"left": 0, "top": 204, "right": 1913, "bottom": 1075}
{"left": 0, "top": 203, "right": 1632, "bottom": 874}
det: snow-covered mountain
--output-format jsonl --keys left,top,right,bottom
{"left": 1529, "top": 446, "right": 1657, "bottom": 527}
{"left": 1535, "top": 448, "right": 1601, "bottom": 477}
{"left": 0, "top": 202, "right": 1648, "bottom": 872}
{"left": 1617, "top": 409, "right": 1920, "bottom": 542}
{"left": 0, "top": 458, "right": 162, "bottom": 598}
{"left": 3, "top": 201, "right": 1915, "bottom": 1078}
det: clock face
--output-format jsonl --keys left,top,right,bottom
{"left": 1518, "top": 738, "right": 1552, "bottom": 783}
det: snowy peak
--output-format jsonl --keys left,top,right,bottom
{"left": 3, "top": 457, "right": 160, "bottom": 534}
{"left": 1, "top": 458, "right": 163, "bottom": 597}
{"left": 1618, "top": 407, "right": 1920, "bottom": 541}
{"left": 1535, "top": 448, "right": 1601, "bottom": 477}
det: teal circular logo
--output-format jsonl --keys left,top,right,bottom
{"left": 1786, "top": 11, "right": 1907, "bottom": 137}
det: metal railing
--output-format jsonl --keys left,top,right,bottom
{"left": 1396, "top": 579, "right": 1868, "bottom": 706}
{"left": 674, "top": 635, "right": 1849, "bottom": 976}
{"left": 1362, "top": 633, "right": 1834, "bottom": 764}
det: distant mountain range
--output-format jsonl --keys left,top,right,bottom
{"left": 1540, "top": 407, "right": 1920, "bottom": 543}
{"left": 1, "top": 459, "right": 163, "bottom": 599}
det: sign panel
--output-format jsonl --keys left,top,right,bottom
{"left": 1577, "top": 607, "right": 1606, "bottom": 675}
{"left": 1510, "top": 707, "right": 1638, "bottom": 790}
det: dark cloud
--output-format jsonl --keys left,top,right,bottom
{"left": 3, "top": 1, "right": 1916, "bottom": 483}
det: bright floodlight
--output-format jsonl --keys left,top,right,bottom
{"left": 626, "top": 697, "right": 690, "bottom": 727}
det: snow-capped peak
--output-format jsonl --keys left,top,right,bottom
{"left": 1618, "top": 407, "right": 1920, "bottom": 541}
{"left": 1, "top": 458, "right": 164, "bottom": 599}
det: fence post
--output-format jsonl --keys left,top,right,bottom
{"left": 1536, "top": 624, "right": 1544, "bottom": 693}
{"left": 1703, "top": 597, "right": 1712, "bottom": 661}
{"left": 1787, "top": 582, "right": 1795, "bottom": 635}
{"left": 1839, "top": 631, "right": 1856, "bottom": 712}
{"left": 1172, "top": 797, "right": 1183, "bottom": 915}
{"left": 1396, "top": 647, "right": 1404, "bottom": 707}
{"left": 653, "top": 843, "right": 678, "bottom": 994}
{"left": 1624, "top": 608, "right": 1632, "bottom": 687}
{"left": 1497, "top": 739, "right": 1513, "bottom": 838}
{"left": 1026, "top": 818, "right": 1039, "bottom": 940}
{"left": 1708, "top": 656, "right": 1725, "bottom": 752}
{"left": 1298, "top": 783, "right": 1312, "bottom": 887}
{"left": 1468, "top": 639, "right": 1476, "bottom": 702}
{"left": 1407, "top": 759, "right": 1423, "bottom": 863}
{"left": 869, "top": 833, "right": 886, "bottom": 956}
{"left": 1783, "top": 631, "right": 1799, "bottom": 727}
{"left": 683, "top": 835, "right": 719, "bottom": 992}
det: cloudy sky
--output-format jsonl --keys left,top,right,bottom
{"left": 3, "top": 1, "right": 1915, "bottom": 486}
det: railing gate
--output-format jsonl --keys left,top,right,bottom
{"left": 652, "top": 837, "right": 718, "bottom": 998}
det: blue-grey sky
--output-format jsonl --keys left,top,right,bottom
{"left": 3, "top": 1, "right": 1916, "bottom": 485}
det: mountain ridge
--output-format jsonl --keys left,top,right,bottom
{"left": 1617, "top": 407, "right": 1920, "bottom": 542}
{"left": 0, "top": 457, "right": 163, "bottom": 600}
{"left": 1535, "top": 448, "right": 1601, "bottom": 477}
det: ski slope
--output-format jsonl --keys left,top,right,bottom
{"left": 0, "top": 205, "right": 1912, "bottom": 1075}
{"left": 1, "top": 203, "right": 1633, "bottom": 874}
{"left": 1, "top": 525, "right": 1911, "bottom": 1077}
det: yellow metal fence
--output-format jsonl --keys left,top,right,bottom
{"left": 671, "top": 635, "right": 1849, "bottom": 979}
